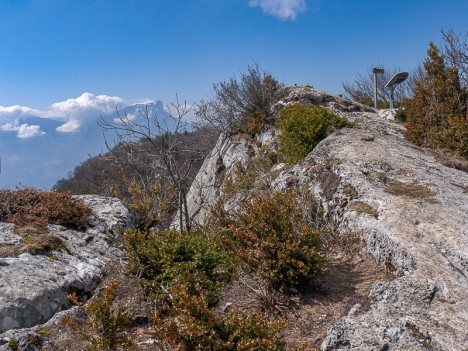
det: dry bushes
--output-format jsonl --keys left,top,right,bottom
{"left": 195, "top": 64, "right": 285, "bottom": 135}
{"left": 0, "top": 187, "right": 91, "bottom": 230}
{"left": 217, "top": 189, "right": 324, "bottom": 291}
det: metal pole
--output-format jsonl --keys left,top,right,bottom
{"left": 389, "top": 86, "right": 395, "bottom": 110}
{"left": 373, "top": 66, "right": 377, "bottom": 109}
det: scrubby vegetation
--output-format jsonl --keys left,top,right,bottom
{"left": 0, "top": 187, "right": 91, "bottom": 230}
{"left": 405, "top": 42, "right": 467, "bottom": 158}
{"left": 59, "top": 186, "right": 323, "bottom": 350}
{"left": 153, "top": 283, "right": 307, "bottom": 351}
{"left": 195, "top": 64, "right": 285, "bottom": 135}
{"left": 213, "top": 189, "right": 324, "bottom": 291}
{"left": 64, "top": 282, "right": 132, "bottom": 351}
{"left": 278, "top": 104, "right": 352, "bottom": 163}
{"left": 123, "top": 228, "right": 233, "bottom": 306}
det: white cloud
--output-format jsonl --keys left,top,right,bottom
{"left": 0, "top": 121, "right": 45, "bottom": 138}
{"left": 249, "top": 0, "right": 306, "bottom": 20}
{"left": 0, "top": 105, "right": 42, "bottom": 120}
{"left": 49, "top": 92, "right": 125, "bottom": 119}
{"left": 0, "top": 92, "right": 126, "bottom": 136}
{"left": 0, "top": 122, "right": 17, "bottom": 131}
{"left": 56, "top": 120, "right": 81, "bottom": 133}
{"left": 17, "top": 124, "right": 45, "bottom": 138}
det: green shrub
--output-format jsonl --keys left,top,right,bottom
{"left": 0, "top": 187, "right": 91, "bottom": 230}
{"left": 153, "top": 283, "right": 300, "bottom": 351}
{"left": 218, "top": 189, "right": 324, "bottom": 291}
{"left": 123, "top": 228, "right": 233, "bottom": 305}
{"left": 7, "top": 340, "right": 19, "bottom": 350}
{"left": 63, "top": 282, "right": 132, "bottom": 351}
{"left": 278, "top": 104, "right": 352, "bottom": 163}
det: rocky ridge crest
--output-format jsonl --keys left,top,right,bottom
{"left": 182, "top": 86, "right": 468, "bottom": 350}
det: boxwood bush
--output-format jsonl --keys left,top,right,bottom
{"left": 278, "top": 104, "right": 352, "bottom": 163}
{"left": 123, "top": 228, "right": 233, "bottom": 306}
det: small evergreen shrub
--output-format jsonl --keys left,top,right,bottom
{"left": 405, "top": 42, "right": 468, "bottom": 158}
{"left": 123, "top": 228, "right": 233, "bottom": 305}
{"left": 218, "top": 190, "right": 324, "bottom": 291}
{"left": 64, "top": 282, "right": 132, "bottom": 351}
{"left": 0, "top": 187, "right": 91, "bottom": 229}
{"left": 278, "top": 104, "right": 352, "bottom": 163}
{"left": 153, "top": 283, "right": 300, "bottom": 351}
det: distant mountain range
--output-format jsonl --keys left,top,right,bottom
{"left": 0, "top": 101, "right": 172, "bottom": 189}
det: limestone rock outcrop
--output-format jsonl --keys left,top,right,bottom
{"left": 182, "top": 87, "right": 468, "bottom": 350}
{"left": 0, "top": 195, "right": 133, "bottom": 336}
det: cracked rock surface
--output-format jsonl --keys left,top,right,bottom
{"left": 0, "top": 195, "right": 134, "bottom": 335}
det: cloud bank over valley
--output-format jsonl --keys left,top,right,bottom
{"left": 0, "top": 93, "right": 126, "bottom": 138}
{"left": 0, "top": 94, "right": 168, "bottom": 189}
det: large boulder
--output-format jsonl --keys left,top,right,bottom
{"left": 0, "top": 195, "right": 134, "bottom": 334}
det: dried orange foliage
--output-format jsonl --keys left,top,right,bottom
{"left": 0, "top": 187, "right": 91, "bottom": 229}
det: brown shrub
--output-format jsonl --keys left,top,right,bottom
{"left": 0, "top": 187, "right": 91, "bottom": 230}
{"left": 215, "top": 189, "right": 324, "bottom": 291}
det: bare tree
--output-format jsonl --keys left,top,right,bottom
{"left": 342, "top": 66, "right": 422, "bottom": 108}
{"left": 195, "top": 63, "right": 285, "bottom": 135}
{"left": 440, "top": 27, "right": 468, "bottom": 88}
{"left": 98, "top": 97, "right": 200, "bottom": 233}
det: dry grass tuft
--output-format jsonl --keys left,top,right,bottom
{"left": 385, "top": 180, "right": 436, "bottom": 199}
{"left": 348, "top": 201, "right": 378, "bottom": 218}
{"left": 0, "top": 227, "right": 69, "bottom": 258}
{"left": 428, "top": 149, "right": 468, "bottom": 173}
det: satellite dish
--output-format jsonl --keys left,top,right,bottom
{"left": 385, "top": 72, "right": 409, "bottom": 109}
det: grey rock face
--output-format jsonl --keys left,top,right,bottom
{"left": 179, "top": 87, "right": 370, "bottom": 227}
{"left": 275, "top": 112, "right": 468, "bottom": 350}
{"left": 182, "top": 87, "right": 468, "bottom": 350}
{"left": 0, "top": 196, "right": 133, "bottom": 334}
{"left": 174, "top": 129, "right": 279, "bottom": 227}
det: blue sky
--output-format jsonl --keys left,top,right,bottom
{"left": 0, "top": 0, "right": 467, "bottom": 188}
{"left": 0, "top": 0, "right": 466, "bottom": 110}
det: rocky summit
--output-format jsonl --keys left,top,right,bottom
{"left": 1, "top": 87, "right": 467, "bottom": 350}
{"left": 181, "top": 87, "right": 468, "bottom": 350}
